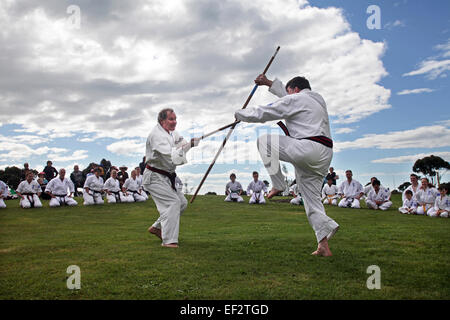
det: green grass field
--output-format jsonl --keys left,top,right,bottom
{"left": 0, "top": 194, "right": 448, "bottom": 300}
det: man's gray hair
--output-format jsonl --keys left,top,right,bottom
{"left": 158, "top": 108, "right": 174, "bottom": 124}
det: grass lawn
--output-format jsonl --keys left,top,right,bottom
{"left": 0, "top": 194, "right": 448, "bottom": 300}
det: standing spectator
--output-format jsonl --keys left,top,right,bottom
{"left": 21, "top": 163, "right": 32, "bottom": 181}
{"left": 118, "top": 165, "right": 129, "bottom": 188}
{"left": 328, "top": 167, "right": 339, "bottom": 185}
{"left": 43, "top": 160, "right": 58, "bottom": 182}
{"left": 139, "top": 156, "right": 146, "bottom": 175}
{"left": 70, "top": 165, "right": 85, "bottom": 197}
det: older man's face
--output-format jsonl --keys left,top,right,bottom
{"left": 59, "top": 169, "right": 66, "bottom": 179}
{"left": 161, "top": 111, "right": 177, "bottom": 132}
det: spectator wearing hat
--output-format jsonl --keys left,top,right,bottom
{"left": 118, "top": 165, "right": 129, "bottom": 188}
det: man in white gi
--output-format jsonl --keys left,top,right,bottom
{"left": 416, "top": 178, "right": 439, "bottom": 215}
{"left": 225, "top": 173, "right": 244, "bottom": 202}
{"left": 0, "top": 180, "right": 8, "bottom": 208}
{"left": 366, "top": 179, "right": 392, "bottom": 211}
{"left": 123, "top": 170, "right": 147, "bottom": 202}
{"left": 235, "top": 74, "right": 339, "bottom": 257}
{"left": 104, "top": 169, "right": 133, "bottom": 203}
{"left": 143, "top": 108, "right": 200, "bottom": 248}
{"left": 289, "top": 183, "right": 303, "bottom": 206}
{"left": 427, "top": 185, "right": 449, "bottom": 218}
{"left": 402, "top": 174, "right": 421, "bottom": 202}
{"left": 135, "top": 167, "right": 149, "bottom": 200}
{"left": 399, "top": 190, "right": 418, "bottom": 214}
{"left": 322, "top": 176, "right": 339, "bottom": 206}
{"left": 338, "top": 170, "right": 364, "bottom": 209}
{"left": 45, "top": 169, "right": 78, "bottom": 207}
{"left": 363, "top": 177, "right": 377, "bottom": 200}
{"left": 83, "top": 167, "right": 105, "bottom": 205}
{"left": 247, "top": 171, "right": 268, "bottom": 204}
{"left": 16, "top": 172, "right": 43, "bottom": 208}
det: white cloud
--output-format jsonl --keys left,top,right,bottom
{"left": 384, "top": 20, "right": 405, "bottom": 29}
{"left": 106, "top": 139, "right": 146, "bottom": 156}
{"left": 372, "top": 152, "right": 450, "bottom": 164}
{"left": 334, "top": 127, "right": 355, "bottom": 134}
{"left": 335, "top": 125, "right": 450, "bottom": 152}
{"left": 48, "top": 150, "right": 89, "bottom": 162}
{"left": 397, "top": 88, "right": 435, "bottom": 95}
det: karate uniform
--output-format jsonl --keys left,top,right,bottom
{"left": 427, "top": 195, "right": 449, "bottom": 218}
{"left": 0, "top": 180, "right": 8, "bottom": 208}
{"left": 225, "top": 181, "right": 244, "bottom": 202}
{"left": 402, "top": 184, "right": 421, "bottom": 202}
{"left": 142, "top": 123, "right": 190, "bottom": 245}
{"left": 235, "top": 78, "right": 339, "bottom": 243}
{"left": 363, "top": 185, "right": 373, "bottom": 200}
{"left": 366, "top": 187, "right": 392, "bottom": 211}
{"left": 322, "top": 183, "right": 339, "bottom": 206}
{"left": 136, "top": 174, "right": 149, "bottom": 200}
{"left": 416, "top": 187, "right": 440, "bottom": 215}
{"left": 398, "top": 198, "right": 418, "bottom": 214}
{"left": 83, "top": 175, "right": 104, "bottom": 205}
{"left": 104, "top": 177, "right": 133, "bottom": 203}
{"left": 123, "top": 177, "right": 147, "bottom": 202}
{"left": 338, "top": 179, "right": 364, "bottom": 209}
{"left": 16, "top": 180, "right": 42, "bottom": 208}
{"left": 289, "top": 184, "right": 303, "bottom": 205}
{"left": 247, "top": 180, "right": 267, "bottom": 204}
{"left": 45, "top": 177, "right": 78, "bottom": 207}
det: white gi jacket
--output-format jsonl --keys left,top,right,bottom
{"left": 367, "top": 187, "right": 391, "bottom": 203}
{"left": 83, "top": 175, "right": 104, "bottom": 192}
{"left": 235, "top": 78, "right": 332, "bottom": 140}
{"left": 123, "top": 178, "right": 141, "bottom": 192}
{"left": 416, "top": 187, "right": 440, "bottom": 205}
{"left": 322, "top": 184, "right": 339, "bottom": 200}
{"left": 45, "top": 177, "right": 75, "bottom": 195}
{"left": 402, "top": 198, "right": 418, "bottom": 210}
{"left": 0, "top": 180, "right": 8, "bottom": 197}
{"left": 247, "top": 180, "right": 267, "bottom": 194}
{"left": 338, "top": 179, "right": 363, "bottom": 199}
{"left": 226, "top": 181, "right": 243, "bottom": 194}
{"left": 104, "top": 177, "right": 121, "bottom": 193}
{"left": 144, "top": 123, "right": 190, "bottom": 173}
{"left": 433, "top": 195, "right": 450, "bottom": 212}
{"left": 17, "top": 180, "right": 41, "bottom": 194}
{"left": 402, "top": 184, "right": 421, "bottom": 201}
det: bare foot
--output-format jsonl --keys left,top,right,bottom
{"left": 148, "top": 226, "right": 162, "bottom": 240}
{"left": 312, "top": 238, "right": 333, "bottom": 257}
{"left": 267, "top": 188, "right": 281, "bottom": 199}
{"left": 161, "top": 243, "right": 178, "bottom": 248}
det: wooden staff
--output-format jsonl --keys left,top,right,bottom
{"left": 190, "top": 46, "right": 280, "bottom": 203}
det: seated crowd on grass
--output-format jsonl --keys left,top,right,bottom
{"left": 0, "top": 162, "right": 449, "bottom": 218}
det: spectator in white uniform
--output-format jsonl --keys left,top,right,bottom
{"left": 366, "top": 179, "right": 392, "bottom": 211}
{"left": 123, "top": 170, "right": 147, "bottom": 202}
{"left": 235, "top": 74, "right": 339, "bottom": 257}
{"left": 104, "top": 169, "right": 133, "bottom": 203}
{"left": 398, "top": 190, "right": 418, "bottom": 214}
{"left": 83, "top": 168, "right": 105, "bottom": 205}
{"left": 416, "top": 178, "right": 439, "bottom": 215}
{"left": 338, "top": 170, "right": 364, "bottom": 209}
{"left": 246, "top": 171, "right": 267, "bottom": 204}
{"left": 427, "top": 185, "right": 449, "bottom": 218}
{"left": 363, "top": 177, "right": 377, "bottom": 200}
{"left": 143, "top": 108, "right": 200, "bottom": 248}
{"left": 45, "top": 169, "right": 78, "bottom": 207}
{"left": 135, "top": 167, "right": 149, "bottom": 200}
{"left": 322, "top": 176, "right": 339, "bottom": 206}
{"left": 0, "top": 180, "right": 8, "bottom": 208}
{"left": 224, "top": 173, "right": 244, "bottom": 203}
{"left": 402, "top": 174, "right": 421, "bottom": 202}
{"left": 16, "top": 172, "right": 42, "bottom": 208}
{"left": 289, "top": 182, "right": 303, "bottom": 206}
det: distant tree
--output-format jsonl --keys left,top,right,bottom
{"left": 398, "top": 182, "right": 411, "bottom": 192}
{"left": 413, "top": 155, "right": 450, "bottom": 185}
{"left": 205, "top": 192, "right": 217, "bottom": 195}
{"left": 0, "top": 166, "right": 22, "bottom": 189}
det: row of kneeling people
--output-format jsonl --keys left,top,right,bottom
{"left": 1, "top": 168, "right": 149, "bottom": 209}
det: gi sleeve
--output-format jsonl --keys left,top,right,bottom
{"left": 44, "top": 180, "right": 53, "bottom": 193}
{"left": 235, "top": 95, "right": 298, "bottom": 123}
{"left": 68, "top": 180, "right": 75, "bottom": 193}
{"left": 321, "top": 186, "right": 326, "bottom": 200}
{"left": 268, "top": 78, "right": 287, "bottom": 98}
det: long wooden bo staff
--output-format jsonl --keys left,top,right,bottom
{"left": 190, "top": 46, "right": 280, "bottom": 204}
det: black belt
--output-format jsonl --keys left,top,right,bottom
{"left": 111, "top": 191, "right": 121, "bottom": 203}
{"left": 55, "top": 194, "right": 68, "bottom": 205}
{"left": 277, "top": 121, "right": 333, "bottom": 148}
{"left": 22, "top": 193, "right": 36, "bottom": 208}
{"left": 146, "top": 164, "right": 177, "bottom": 191}
{"left": 89, "top": 189, "right": 102, "bottom": 204}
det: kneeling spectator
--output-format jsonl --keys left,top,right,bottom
{"left": 366, "top": 179, "right": 392, "bottom": 211}
{"left": 427, "top": 185, "right": 449, "bottom": 218}
{"left": 123, "top": 170, "right": 147, "bottom": 202}
{"left": 289, "top": 183, "right": 303, "bottom": 205}
{"left": 16, "top": 172, "right": 42, "bottom": 208}
{"left": 322, "top": 176, "right": 339, "bottom": 206}
{"left": 247, "top": 171, "right": 267, "bottom": 204}
{"left": 45, "top": 169, "right": 78, "bottom": 207}
{"left": 416, "top": 178, "right": 439, "bottom": 215}
{"left": 224, "top": 173, "right": 244, "bottom": 203}
{"left": 83, "top": 168, "right": 104, "bottom": 205}
{"left": 104, "top": 169, "right": 133, "bottom": 203}
{"left": 398, "top": 190, "right": 418, "bottom": 214}
{"left": 0, "top": 180, "right": 8, "bottom": 209}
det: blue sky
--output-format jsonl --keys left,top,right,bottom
{"left": 0, "top": 0, "right": 449, "bottom": 194}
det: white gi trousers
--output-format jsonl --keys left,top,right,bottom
{"left": 129, "top": 191, "right": 147, "bottom": 202}
{"left": 49, "top": 196, "right": 78, "bottom": 207}
{"left": 224, "top": 194, "right": 244, "bottom": 202}
{"left": 0, "top": 199, "right": 6, "bottom": 208}
{"left": 398, "top": 207, "right": 417, "bottom": 214}
{"left": 20, "top": 195, "right": 42, "bottom": 208}
{"left": 416, "top": 204, "right": 432, "bottom": 215}
{"left": 338, "top": 198, "right": 361, "bottom": 209}
{"left": 427, "top": 208, "right": 449, "bottom": 218}
{"left": 291, "top": 195, "right": 303, "bottom": 205}
{"left": 249, "top": 192, "right": 266, "bottom": 204}
{"left": 258, "top": 134, "right": 339, "bottom": 243}
{"left": 143, "top": 171, "right": 188, "bottom": 245}
{"left": 323, "top": 197, "right": 338, "bottom": 206}
{"left": 106, "top": 192, "right": 133, "bottom": 203}
{"left": 83, "top": 190, "right": 104, "bottom": 205}
{"left": 366, "top": 200, "right": 392, "bottom": 211}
